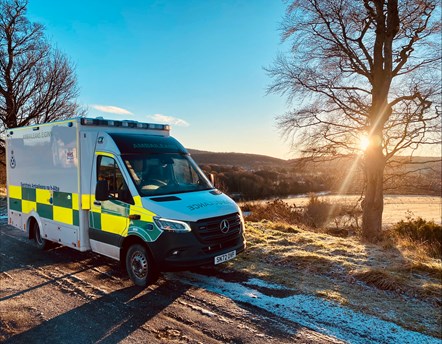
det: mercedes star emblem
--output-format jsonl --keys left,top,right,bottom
{"left": 220, "top": 219, "right": 230, "bottom": 234}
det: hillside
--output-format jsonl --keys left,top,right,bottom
{"left": 188, "top": 149, "right": 287, "bottom": 170}
{"left": 187, "top": 150, "right": 441, "bottom": 197}
{"left": 287, "top": 155, "right": 441, "bottom": 195}
{"left": 189, "top": 149, "right": 441, "bottom": 175}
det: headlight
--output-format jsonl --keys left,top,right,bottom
{"left": 153, "top": 217, "right": 191, "bottom": 233}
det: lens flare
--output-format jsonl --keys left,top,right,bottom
{"left": 360, "top": 135, "right": 370, "bottom": 151}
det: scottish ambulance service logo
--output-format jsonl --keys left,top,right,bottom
{"left": 10, "top": 152, "right": 16, "bottom": 169}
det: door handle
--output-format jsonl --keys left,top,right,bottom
{"left": 93, "top": 200, "right": 101, "bottom": 206}
{"left": 128, "top": 214, "right": 141, "bottom": 220}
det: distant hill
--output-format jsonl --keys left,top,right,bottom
{"left": 187, "top": 149, "right": 287, "bottom": 170}
{"left": 188, "top": 149, "right": 441, "bottom": 174}
{"left": 187, "top": 149, "right": 441, "bottom": 196}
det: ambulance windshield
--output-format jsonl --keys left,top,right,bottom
{"left": 123, "top": 153, "right": 213, "bottom": 196}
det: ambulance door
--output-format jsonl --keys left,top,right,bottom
{"left": 89, "top": 154, "right": 134, "bottom": 259}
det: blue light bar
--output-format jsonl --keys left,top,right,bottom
{"left": 81, "top": 118, "right": 98, "bottom": 125}
{"left": 80, "top": 117, "right": 169, "bottom": 131}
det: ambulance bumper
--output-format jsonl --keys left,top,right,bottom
{"left": 150, "top": 231, "right": 246, "bottom": 271}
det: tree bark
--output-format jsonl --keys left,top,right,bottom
{"left": 362, "top": 143, "right": 385, "bottom": 241}
{"left": 361, "top": 84, "right": 390, "bottom": 241}
{"left": 360, "top": 0, "right": 398, "bottom": 242}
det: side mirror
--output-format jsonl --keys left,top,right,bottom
{"left": 95, "top": 180, "right": 109, "bottom": 201}
{"left": 209, "top": 173, "right": 215, "bottom": 186}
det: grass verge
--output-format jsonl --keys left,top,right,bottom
{"left": 226, "top": 220, "right": 442, "bottom": 338}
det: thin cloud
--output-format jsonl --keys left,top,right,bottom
{"left": 92, "top": 104, "right": 132, "bottom": 115}
{"left": 148, "top": 114, "right": 190, "bottom": 127}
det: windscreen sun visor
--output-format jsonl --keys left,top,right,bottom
{"left": 109, "top": 133, "right": 187, "bottom": 155}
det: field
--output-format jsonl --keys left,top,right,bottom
{"left": 281, "top": 195, "right": 442, "bottom": 226}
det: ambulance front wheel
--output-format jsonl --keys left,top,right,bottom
{"left": 33, "top": 221, "right": 49, "bottom": 250}
{"left": 126, "top": 244, "right": 158, "bottom": 287}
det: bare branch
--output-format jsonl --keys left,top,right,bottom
{"left": 268, "top": 0, "right": 441, "bottom": 241}
{"left": 0, "top": 0, "right": 84, "bottom": 156}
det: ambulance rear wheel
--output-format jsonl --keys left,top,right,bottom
{"left": 34, "top": 222, "right": 49, "bottom": 250}
{"left": 126, "top": 244, "right": 158, "bottom": 287}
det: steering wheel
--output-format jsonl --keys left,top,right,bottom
{"left": 148, "top": 179, "right": 167, "bottom": 187}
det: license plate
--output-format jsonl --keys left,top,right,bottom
{"left": 214, "top": 250, "right": 236, "bottom": 265}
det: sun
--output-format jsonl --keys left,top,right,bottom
{"left": 359, "top": 135, "right": 370, "bottom": 151}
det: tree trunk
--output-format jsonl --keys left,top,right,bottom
{"left": 362, "top": 143, "right": 385, "bottom": 241}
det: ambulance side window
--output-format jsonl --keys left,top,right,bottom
{"left": 97, "top": 156, "right": 134, "bottom": 205}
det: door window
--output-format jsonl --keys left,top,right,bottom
{"left": 97, "top": 156, "right": 134, "bottom": 204}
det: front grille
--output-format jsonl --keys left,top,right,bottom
{"left": 190, "top": 213, "right": 242, "bottom": 244}
{"left": 201, "top": 237, "right": 241, "bottom": 254}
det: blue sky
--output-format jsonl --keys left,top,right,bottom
{"left": 27, "top": 0, "right": 292, "bottom": 159}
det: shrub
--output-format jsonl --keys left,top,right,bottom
{"left": 391, "top": 217, "right": 442, "bottom": 258}
{"left": 303, "top": 195, "right": 362, "bottom": 230}
{"left": 242, "top": 195, "right": 362, "bottom": 235}
{"left": 241, "top": 199, "right": 302, "bottom": 224}
{"left": 304, "top": 195, "right": 334, "bottom": 228}
{"left": 351, "top": 268, "right": 404, "bottom": 292}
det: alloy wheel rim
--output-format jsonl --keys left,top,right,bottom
{"left": 131, "top": 251, "right": 148, "bottom": 279}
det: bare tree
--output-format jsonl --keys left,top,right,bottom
{"left": 0, "top": 0, "right": 84, "bottom": 161}
{"left": 267, "top": 0, "right": 441, "bottom": 241}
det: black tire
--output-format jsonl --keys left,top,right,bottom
{"left": 125, "top": 244, "right": 158, "bottom": 287}
{"left": 34, "top": 221, "right": 49, "bottom": 250}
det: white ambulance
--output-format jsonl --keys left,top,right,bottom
{"left": 6, "top": 118, "right": 246, "bottom": 286}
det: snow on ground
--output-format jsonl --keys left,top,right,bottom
{"left": 168, "top": 272, "right": 442, "bottom": 344}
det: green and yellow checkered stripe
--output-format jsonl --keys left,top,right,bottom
{"left": 89, "top": 197, "right": 162, "bottom": 242}
{"left": 8, "top": 185, "right": 80, "bottom": 226}
{"left": 90, "top": 198, "right": 130, "bottom": 234}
